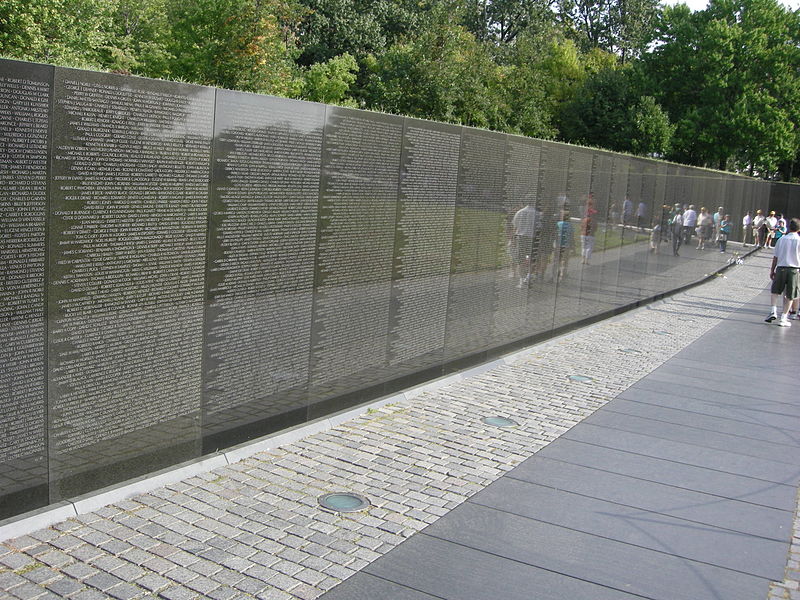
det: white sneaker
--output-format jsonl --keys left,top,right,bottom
{"left": 777, "top": 318, "right": 791, "bottom": 327}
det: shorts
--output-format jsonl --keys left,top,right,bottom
{"left": 514, "top": 235, "right": 534, "bottom": 263}
{"left": 771, "top": 266, "right": 800, "bottom": 299}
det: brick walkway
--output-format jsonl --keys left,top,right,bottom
{"left": 1, "top": 250, "right": 798, "bottom": 600}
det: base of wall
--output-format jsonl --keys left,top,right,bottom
{"left": 0, "top": 247, "right": 759, "bottom": 543}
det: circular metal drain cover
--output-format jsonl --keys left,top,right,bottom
{"left": 569, "top": 375, "right": 593, "bottom": 383}
{"left": 482, "top": 416, "right": 518, "bottom": 428}
{"left": 318, "top": 493, "right": 370, "bottom": 513}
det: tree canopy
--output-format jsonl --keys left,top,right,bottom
{"left": 2, "top": 0, "right": 799, "bottom": 179}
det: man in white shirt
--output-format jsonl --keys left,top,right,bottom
{"left": 513, "top": 202, "right": 538, "bottom": 286}
{"left": 766, "top": 217, "right": 800, "bottom": 326}
{"left": 682, "top": 204, "right": 697, "bottom": 245}
{"left": 765, "top": 211, "right": 779, "bottom": 247}
{"left": 742, "top": 211, "right": 752, "bottom": 246}
{"left": 752, "top": 209, "right": 766, "bottom": 247}
{"left": 713, "top": 206, "right": 724, "bottom": 242}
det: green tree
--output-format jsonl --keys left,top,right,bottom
{"left": 301, "top": 52, "right": 359, "bottom": 105}
{"left": 0, "top": 0, "right": 114, "bottom": 67}
{"left": 164, "top": 0, "right": 302, "bottom": 95}
{"left": 462, "top": 0, "right": 556, "bottom": 46}
{"left": 559, "top": 66, "right": 672, "bottom": 155}
{"left": 643, "top": 0, "right": 800, "bottom": 174}
{"left": 295, "top": 0, "right": 425, "bottom": 65}
{"left": 557, "top": 0, "right": 660, "bottom": 61}
{"left": 101, "top": 0, "right": 172, "bottom": 76}
{"left": 362, "top": 4, "right": 507, "bottom": 129}
{"left": 504, "top": 31, "right": 617, "bottom": 138}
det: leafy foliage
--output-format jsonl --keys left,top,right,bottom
{"left": 301, "top": 52, "right": 359, "bottom": 105}
{"left": 362, "top": 4, "right": 508, "bottom": 129}
{"left": 2, "top": 0, "right": 799, "bottom": 179}
{"left": 643, "top": 0, "right": 800, "bottom": 174}
{"left": 0, "top": 0, "right": 114, "bottom": 67}
{"left": 163, "top": 0, "right": 302, "bottom": 95}
{"left": 560, "top": 66, "right": 673, "bottom": 155}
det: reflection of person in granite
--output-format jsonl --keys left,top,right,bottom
{"left": 671, "top": 207, "right": 684, "bottom": 256}
{"left": 553, "top": 209, "right": 574, "bottom": 282}
{"left": 622, "top": 196, "right": 633, "bottom": 226}
{"left": 512, "top": 201, "right": 538, "bottom": 288}
{"left": 609, "top": 202, "right": 619, "bottom": 228}
{"left": 580, "top": 194, "right": 597, "bottom": 265}
{"left": 636, "top": 200, "right": 647, "bottom": 231}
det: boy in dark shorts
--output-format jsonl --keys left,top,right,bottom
{"left": 766, "top": 217, "right": 800, "bottom": 327}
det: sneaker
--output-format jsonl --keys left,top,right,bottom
{"left": 765, "top": 314, "right": 777, "bottom": 323}
{"left": 790, "top": 313, "right": 799, "bottom": 320}
{"left": 777, "top": 318, "right": 791, "bottom": 327}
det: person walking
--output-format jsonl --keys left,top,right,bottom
{"left": 553, "top": 209, "right": 574, "bottom": 281}
{"left": 512, "top": 201, "right": 538, "bottom": 287}
{"left": 637, "top": 200, "right": 647, "bottom": 231}
{"left": 713, "top": 206, "right": 724, "bottom": 243}
{"left": 765, "top": 217, "right": 800, "bottom": 327}
{"left": 580, "top": 210, "right": 594, "bottom": 265}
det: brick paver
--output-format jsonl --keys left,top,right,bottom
{"left": 1, "top": 250, "right": 798, "bottom": 600}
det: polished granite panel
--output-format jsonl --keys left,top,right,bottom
{"left": 47, "top": 67, "right": 214, "bottom": 499}
{"left": 0, "top": 59, "right": 52, "bottom": 518}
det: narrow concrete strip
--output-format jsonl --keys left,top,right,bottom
{"left": 71, "top": 455, "right": 230, "bottom": 516}
{"left": 0, "top": 503, "right": 77, "bottom": 545}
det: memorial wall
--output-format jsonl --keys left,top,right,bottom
{"left": 0, "top": 58, "right": 783, "bottom": 520}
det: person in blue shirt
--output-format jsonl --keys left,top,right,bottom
{"left": 554, "top": 209, "right": 574, "bottom": 282}
{"left": 718, "top": 214, "right": 732, "bottom": 253}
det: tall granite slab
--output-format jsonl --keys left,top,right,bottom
{"left": 619, "top": 159, "right": 649, "bottom": 302}
{"left": 536, "top": 141, "right": 570, "bottom": 327}
{"left": 47, "top": 68, "right": 214, "bottom": 499}
{"left": 203, "top": 91, "right": 324, "bottom": 450}
{"left": 589, "top": 152, "right": 620, "bottom": 311}
{"left": 308, "top": 107, "right": 403, "bottom": 417}
{"left": 553, "top": 148, "right": 593, "bottom": 329}
{"left": 501, "top": 137, "right": 548, "bottom": 340}
{"left": 444, "top": 128, "right": 507, "bottom": 364}
{"left": 0, "top": 60, "right": 52, "bottom": 518}
{"left": 386, "top": 118, "right": 459, "bottom": 387}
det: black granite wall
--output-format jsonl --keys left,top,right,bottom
{"left": 0, "top": 58, "right": 779, "bottom": 520}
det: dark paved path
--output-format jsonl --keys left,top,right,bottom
{"left": 322, "top": 287, "right": 800, "bottom": 600}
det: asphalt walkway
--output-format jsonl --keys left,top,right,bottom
{"left": 0, "top": 249, "right": 798, "bottom": 600}
{"left": 323, "top": 254, "right": 800, "bottom": 600}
